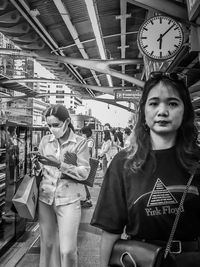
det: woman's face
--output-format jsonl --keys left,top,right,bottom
{"left": 46, "top": 115, "right": 69, "bottom": 138}
{"left": 46, "top": 115, "right": 63, "bottom": 128}
{"left": 144, "top": 81, "right": 184, "bottom": 137}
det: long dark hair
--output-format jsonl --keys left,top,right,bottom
{"left": 44, "top": 104, "right": 75, "bottom": 132}
{"left": 103, "top": 130, "right": 111, "bottom": 142}
{"left": 80, "top": 126, "right": 92, "bottom": 138}
{"left": 125, "top": 76, "right": 200, "bottom": 173}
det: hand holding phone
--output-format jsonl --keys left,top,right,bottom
{"left": 37, "top": 155, "right": 60, "bottom": 168}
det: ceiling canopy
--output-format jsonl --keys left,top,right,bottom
{"left": 0, "top": 0, "right": 199, "bottom": 113}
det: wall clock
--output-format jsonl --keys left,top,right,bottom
{"left": 137, "top": 15, "right": 184, "bottom": 61}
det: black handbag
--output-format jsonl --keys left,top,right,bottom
{"left": 61, "top": 152, "right": 99, "bottom": 187}
{"left": 109, "top": 169, "right": 196, "bottom": 267}
{"left": 85, "top": 157, "right": 99, "bottom": 187}
{"left": 109, "top": 239, "right": 171, "bottom": 267}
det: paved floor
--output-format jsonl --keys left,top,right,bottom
{"left": 0, "top": 171, "right": 104, "bottom": 267}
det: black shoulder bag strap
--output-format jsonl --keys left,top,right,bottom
{"left": 164, "top": 166, "right": 198, "bottom": 258}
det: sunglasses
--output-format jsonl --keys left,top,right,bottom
{"left": 149, "top": 71, "right": 187, "bottom": 86}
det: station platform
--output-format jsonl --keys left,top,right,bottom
{"left": 0, "top": 170, "right": 104, "bottom": 267}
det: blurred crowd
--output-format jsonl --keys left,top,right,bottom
{"left": 78, "top": 123, "right": 134, "bottom": 208}
{"left": 98, "top": 123, "right": 133, "bottom": 176}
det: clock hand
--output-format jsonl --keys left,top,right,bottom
{"left": 157, "top": 24, "right": 174, "bottom": 42}
{"left": 158, "top": 34, "right": 162, "bottom": 49}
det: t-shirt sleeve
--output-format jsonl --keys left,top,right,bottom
{"left": 90, "top": 152, "right": 128, "bottom": 234}
{"left": 87, "top": 139, "right": 94, "bottom": 148}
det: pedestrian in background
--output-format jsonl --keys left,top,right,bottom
{"left": 123, "top": 127, "right": 132, "bottom": 148}
{"left": 104, "top": 123, "right": 111, "bottom": 131}
{"left": 80, "top": 125, "right": 95, "bottom": 158}
{"left": 91, "top": 72, "right": 200, "bottom": 267}
{"left": 116, "top": 127, "right": 124, "bottom": 148}
{"left": 37, "top": 104, "right": 90, "bottom": 267}
{"left": 109, "top": 127, "right": 120, "bottom": 158}
{"left": 80, "top": 125, "right": 95, "bottom": 208}
{"left": 98, "top": 129, "right": 112, "bottom": 175}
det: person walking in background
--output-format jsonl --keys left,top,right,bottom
{"left": 103, "top": 123, "right": 111, "bottom": 131}
{"left": 109, "top": 128, "right": 120, "bottom": 160}
{"left": 116, "top": 127, "right": 124, "bottom": 148}
{"left": 80, "top": 125, "right": 95, "bottom": 208}
{"left": 36, "top": 104, "right": 90, "bottom": 267}
{"left": 98, "top": 130, "right": 112, "bottom": 175}
{"left": 80, "top": 126, "right": 95, "bottom": 158}
{"left": 123, "top": 127, "right": 132, "bottom": 148}
{"left": 91, "top": 72, "right": 200, "bottom": 267}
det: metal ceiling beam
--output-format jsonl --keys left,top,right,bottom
{"left": 0, "top": 92, "right": 80, "bottom": 99}
{"left": 84, "top": 0, "right": 113, "bottom": 87}
{"left": 127, "top": 0, "right": 188, "bottom": 22}
{"left": 0, "top": 22, "right": 30, "bottom": 34}
{"left": 166, "top": 46, "right": 189, "bottom": 72}
{"left": 82, "top": 97, "right": 135, "bottom": 112}
{"left": 9, "top": 0, "right": 56, "bottom": 52}
{"left": 52, "top": 31, "right": 138, "bottom": 53}
{"left": 0, "top": 75, "right": 36, "bottom": 97}
{"left": 10, "top": 0, "right": 95, "bottom": 97}
{"left": 36, "top": 60, "right": 61, "bottom": 67}
{"left": 0, "top": 49, "right": 144, "bottom": 87}
{"left": 1, "top": 94, "right": 136, "bottom": 112}
{"left": 2, "top": 78, "right": 137, "bottom": 95}
{"left": 52, "top": 0, "right": 101, "bottom": 89}
{"left": 10, "top": 32, "right": 39, "bottom": 43}
{"left": 0, "top": 47, "right": 144, "bottom": 87}
{"left": 0, "top": 10, "right": 21, "bottom": 23}
{"left": 116, "top": 0, "right": 131, "bottom": 86}
{"left": 37, "top": 54, "right": 145, "bottom": 87}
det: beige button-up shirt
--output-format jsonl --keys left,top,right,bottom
{"left": 38, "top": 129, "right": 90, "bottom": 206}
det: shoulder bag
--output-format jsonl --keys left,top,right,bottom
{"left": 61, "top": 152, "right": 99, "bottom": 187}
{"left": 109, "top": 169, "right": 197, "bottom": 267}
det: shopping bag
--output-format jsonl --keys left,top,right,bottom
{"left": 12, "top": 175, "right": 38, "bottom": 220}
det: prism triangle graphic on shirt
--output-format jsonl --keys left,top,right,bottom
{"left": 147, "top": 178, "right": 178, "bottom": 207}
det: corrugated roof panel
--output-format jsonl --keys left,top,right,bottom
{"left": 29, "top": 0, "right": 62, "bottom": 27}
{"left": 62, "top": 0, "right": 91, "bottom": 23}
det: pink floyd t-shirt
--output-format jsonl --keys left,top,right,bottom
{"left": 91, "top": 147, "right": 200, "bottom": 241}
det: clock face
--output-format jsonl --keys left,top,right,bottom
{"left": 137, "top": 16, "right": 184, "bottom": 60}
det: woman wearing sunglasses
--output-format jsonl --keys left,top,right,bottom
{"left": 36, "top": 104, "right": 90, "bottom": 267}
{"left": 91, "top": 72, "right": 200, "bottom": 267}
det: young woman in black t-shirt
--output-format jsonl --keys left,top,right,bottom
{"left": 91, "top": 72, "right": 200, "bottom": 267}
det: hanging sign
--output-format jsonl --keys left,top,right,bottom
{"left": 114, "top": 90, "right": 141, "bottom": 101}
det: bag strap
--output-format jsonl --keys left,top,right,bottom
{"left": 164, "top": 165, "right": 198, "bottom": 258}
{"left": 120, "top": 252, "right": 137, "bottom": 267}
